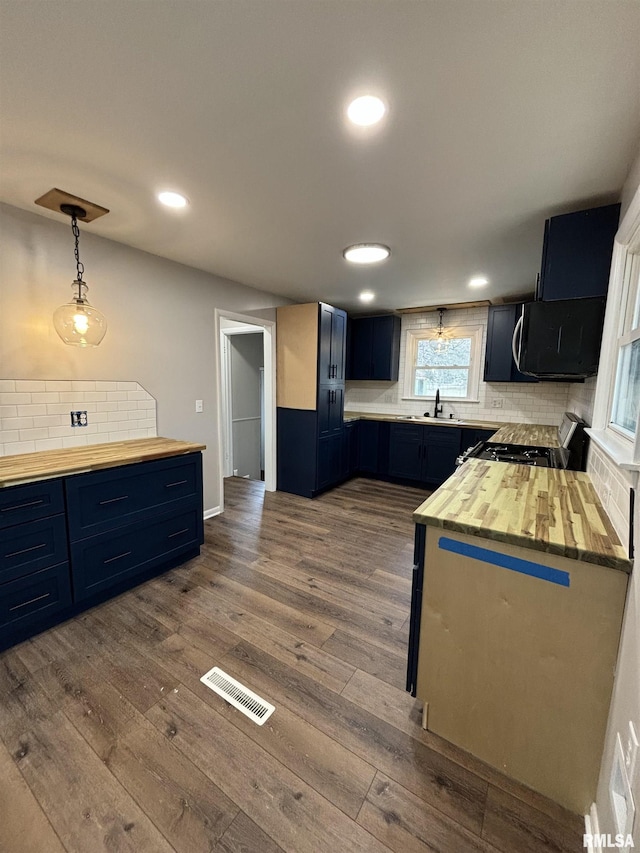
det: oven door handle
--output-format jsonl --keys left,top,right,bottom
{"left": 512, "top": 314, "right": 524, "bottom": 372}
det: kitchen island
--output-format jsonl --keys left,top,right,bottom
{"left": 0, "top": 438, "right": 205, "bottom": 650}
{"left": 408, "top": 457, "right": 631, "bottom": 814}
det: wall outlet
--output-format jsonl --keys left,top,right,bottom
{"left": 491, "top": 398, "right": 504, "bottom": 409}
{"left": 70, "top": 411, "right": 88, "bottom": 427}
{"left": 195, "top": 399, "right": 203, "bottom": 413}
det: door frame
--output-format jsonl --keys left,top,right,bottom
{"left": 215, "top": 309, "right": 277, "bottom": 513}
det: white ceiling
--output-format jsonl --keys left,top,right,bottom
{"left": 1, "top": 1, "right": 639, "bottom": 313}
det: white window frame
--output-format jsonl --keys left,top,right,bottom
{"left": 402, "top": 325, "right": 483, "bottom": 402}
{"left": 589, "top": 183, "right": 640, "bottom": 470}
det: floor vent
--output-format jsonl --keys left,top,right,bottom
{"left": 199, "top": 666, "right": 275, "bottom": 725}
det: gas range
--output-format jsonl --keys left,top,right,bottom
{"left": 456, "top": 412, "right": 588, "bottom": 471}
{"left": 472, "top": 442, "right": 567, "bottom": 468}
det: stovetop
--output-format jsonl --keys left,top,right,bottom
{"left": 472, "top": 442, "right": 568, "bottom": 468}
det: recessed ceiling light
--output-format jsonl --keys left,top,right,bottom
{"left": 157, "top": 191, "right": 189, "bottom": 209}
{"left": 347, "top": 95, "right": 386, "bottom": 127}
{"left": 469, "top": 276, "right": 488, "bottom": 288}
{"left": 343, "top": 244, "right": 390, "bottom": 264}
{"left": 359, "top": 291, "right": 375, "bottom": 303}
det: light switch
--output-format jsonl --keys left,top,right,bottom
{"left": 195, "top": 400, "right": 203, "bottom": 413}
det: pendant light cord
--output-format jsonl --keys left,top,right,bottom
{"left": 70, "top": 211, "right": 85, "bottom": 299}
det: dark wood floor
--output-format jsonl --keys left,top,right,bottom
{"left": 0, "top": 476, "right": 584, "bottom": 853}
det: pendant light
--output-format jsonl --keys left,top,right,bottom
{"left": 435, "top": 307, "right": 449, "bottom": 353}
{"left": 52, "top": 203, "right": 107, "bottom": 347}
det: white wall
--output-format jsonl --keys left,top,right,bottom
{"left": 591, "top": 147, "right": 640, "bottom": 839}
{"left": 0, "top": 202, "right": 289, "bottom": 513}
{"left": 345, "top": 305, "right": 577, "bottom": 425}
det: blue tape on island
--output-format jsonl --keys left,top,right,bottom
{"left": 438, "top": 536, "right": 570, "bottom": 587}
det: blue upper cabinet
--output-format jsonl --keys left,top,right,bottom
{"left": 319, "top": 302, "right": 347, "bottom": 383}
{"left": 537, "top": 203, "right": 620, "bottom": 301}
{"left": 347, "top": 315, "right": 401, "bottom": 381}
{"left": 484, "top": 303, "right": 538, "bottom": 383}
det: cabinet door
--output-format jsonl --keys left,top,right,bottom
{"left": 318, "top": 385, "right": 343, "bottom": 437}
{"left": 484, "top": 304, "right": 537, "bottom": 384}
{"left": 348, "top": 317, "right": 374, "bottom": 379}
{"left": 388, "top": 424, "right": 423, "bottom": 480}
{"left": 538, "top": 204, "right": 620, "bottom": 301}
{"left": 343, "top": 422, "right": 358, "bottom": 478}
{"left": 331, "top": 308, "right": 347, "bottom": 382}
{"left": 422, "top": 428, "right": 461, "bottom": 485}
{"left": 317, "top": 434, "right": 343, "bottom": 491}
{"left": 358, "top": 421, "right": 380, "bottom": 473}
{"left": 318, "top": 303, "right": 347, "bottom": 383}
{"left": 371, "top": 316, "right": 401, "bottom": 381}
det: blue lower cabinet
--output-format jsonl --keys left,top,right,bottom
{"left": 317, "top": 434, "right": 343, "bottom": 490}
{"left": 0, "top": 451, "right": 204, "bottom": 651}
{"left": 71, "top": 507, "right": 201, "bottom": 601}
{"left": 0, "top": 562, "right": 72, "bottom": 642}
{"left": 388, "top": 424, "right": 461, "bottom": 486}
{"left": 0, "top": 514, "right": 68, "bottom": 584}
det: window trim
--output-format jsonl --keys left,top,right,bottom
{"left": 589, "top": 183, "right": 640, "bottom": 469}
{"left": 402, "top": 325, "right": 483, "bottom": 402}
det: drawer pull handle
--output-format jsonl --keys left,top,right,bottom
{"left": 1, "top": 499, "right": 45, "bottom": 513}
{"left": 5, "top": 542, "right": 47, "bottom": 559}
{"left": 103, "top": 550, "right": 132, "bottom": 565}
{"left": 99, "top": 496, "right": 129, "bottom": 506}
{"left": 168, "top": 528, "right": 189, "bottom": 539}
{"left": 165, "top": 480, "right": 188, "bottom": 488}
{"left": 9, "top": 592, "right": 50, "bottom": 612}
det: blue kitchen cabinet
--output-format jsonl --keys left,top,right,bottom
{"left": 388, "top": 423, "right": 462, "bottom": 485}
{"left": 461, "top": 427, "right": 497, "bottom": 451}
{"left": 537, "top": 203, "right": 620, "bottom": 301}
{"left": 342, "top": 420, "right": 359, "bottom": 479}
{"left": 348, "top": 315, "right": 401, "bottom": 381}
{"left": 484, "top": 304, "right": 538, "bottom": 383}
{"left": 0, "top": 452, "right": 204, "bottom": 652}
{"left": 357, "top": 420, "right": 390, "bottom": 476}
{"left": 319, "top": 302, "right": 347, "bottom": 383}
{"left": 317, "top": 385, "right": 344, "bottom": 438}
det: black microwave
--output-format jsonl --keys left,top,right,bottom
{"left": 513, "top": 297, "right": 606, "bottom": 379}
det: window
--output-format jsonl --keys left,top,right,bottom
{"left": 404, "top": 326, "right": 482, "bottom": 401}
{"left": 610, "top": 251, "right": 640, "bottom": 438}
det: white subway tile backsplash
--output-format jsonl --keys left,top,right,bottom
{"left": 0, "top": 380, "right": 157, "bottom": 456}
{"left": 15, "top": 380, "right": 46, "bottom": 392}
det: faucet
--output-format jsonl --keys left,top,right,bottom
{"left": 433, "top": 388, "right": 443, "bottom": 418}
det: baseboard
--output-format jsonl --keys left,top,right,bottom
{"left": 584, "top": 802, "right": 601, "bottom": 853}
{"left": 203, "top": 505, "right": 222, "bottom": 520}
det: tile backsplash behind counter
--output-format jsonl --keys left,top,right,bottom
{"left": 0, "top": 379, "right": 157, "bottom": 456}
{"left": 345, "top": 306, "right": 585, "bottom": 425}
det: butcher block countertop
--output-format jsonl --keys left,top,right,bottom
{"left": 0, "top": 438, "right": 206, "bottom": 488}
{"left": 489, "top": 423, "right": 559, "bottom": 447}
{"left": 413, "top": 458, "right": 631, "bottom": 572}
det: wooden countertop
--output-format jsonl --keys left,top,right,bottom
{"left": 489, "top": 423, "right": 559, "bottom": 448}
{"left": 413, "top": 458, "right": 631, "bottom": 572}
{"left": 0, "top": 438, "right": 206, "bottom": 488}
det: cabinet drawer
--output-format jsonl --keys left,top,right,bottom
{"left": 0, "top": 480, "right": 65, "bottom": 530}
{"left": 0, "top": 514, "right": 68, "bottom": 584}
{"left": 0, "top": 563, "right": 72, "bottom": 637}
{"left": 71, "top": 507, "right": 201, "bottom": 601}
{"left": 424, "top": 427, "right": 461, "bottom": 446}
{"left": 66, "top": 454, "right": 202, "bottom": 540}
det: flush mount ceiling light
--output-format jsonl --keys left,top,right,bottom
{"left": 347, "top": 95, "right": 386, "bottom": 127}
{"left": 469, "top": 276, "right": 489, "bottom": 288}
{"left": 343, "top": 243, "right": 390, "bottom": 264}
{"left": 35, "top": 189, "right": 109, "bottom": 347}
{"left": 157, "top": 190, "right": 189, "bottom": 208}
{"left": 359, "top": 291, "right": 375, "bottom": 303}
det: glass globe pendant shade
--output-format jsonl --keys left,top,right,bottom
{"left": 53, "top": 281, "right": 107, "bottom": 347}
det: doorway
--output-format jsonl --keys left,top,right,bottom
{"left": 217, "top": 310, "right": 276, "bottom": 513}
